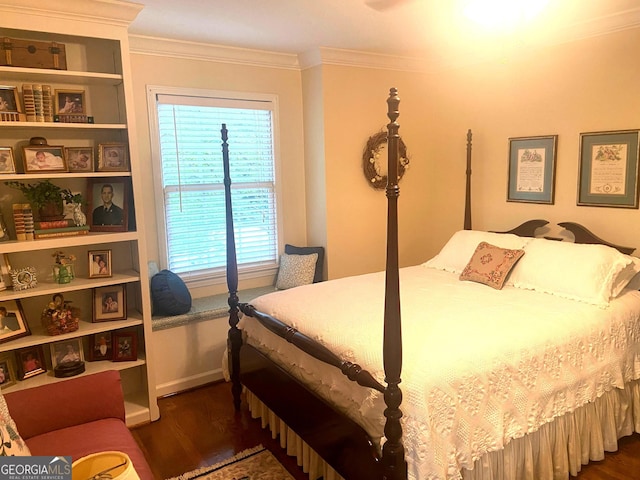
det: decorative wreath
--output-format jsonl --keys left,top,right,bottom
{"left": 362, "top": 131, "right": 410, "bottom": 190}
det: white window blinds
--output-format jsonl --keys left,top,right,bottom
{"left": 154, "top": 92, "right": 278, "bottom": 276}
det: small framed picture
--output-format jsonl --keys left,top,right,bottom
{"left": 93, "top": 285, "right": 127, "bottom": 322}
{"left": 0, "top": 299, "right": 30, "bottom": 344}
{"left": 113, "top": 330, "right": 137, "bottom": 362}
{"left": 0, "top": 86, "right": 21, "bottom": 113}
{"left": 64, "top": 147, "right": 93, "bottom": 172}
{"left": 50, "top": 338, "right": 84, "bottom": 368}
{"left": 0, "top": 147, "right": 16, "bottom": 174}
{"left": 88, "top": 178, "right": 129, "bottom": 232}
{"left": 10, "top": 267, "right": 37, "bottom": 291}
{"left": 0, "top": 353, "right": 17, "bottom": 389}
{"left": 88, "top": 332, "right": 113, "bottom": 361}
{"left": 22, "top": 145, "right": 67, "bottom": 173}
{"left": 55, "top": 89, "right": 86, "bottom": 115}
{"left": 88, "top": 250, "right": 112, "bottom": 278}
{"left": 97, "top": 143, "right": 129, "bottom": 172}
{"left": 16, "top": 346, "right": 46, "bottom": 380}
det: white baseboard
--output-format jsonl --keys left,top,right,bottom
{"left": 155, "top": 368, "right": 225, "bottom": 398}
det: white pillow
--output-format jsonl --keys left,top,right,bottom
{"left": 507, "top": 238, "right": 633, "bottom": 306}
{"left": 611, "top": 255, "right": 640, "bottom": 297}
{"left": 424, "top": 230, "right": 533, "bottom": 274}
{"left": 275, "top": 253, "right": 318, "bottom": 290}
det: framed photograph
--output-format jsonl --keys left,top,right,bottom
{"left": 0, "top": 353, "right": 17, "bottom": 389}
{"left": 16, "top": 346, "right": 46, "bottom": 380}
{"left": 97, "top": 143, "right": 129, "bottom": 172}
{"left": 88, "top": 178, "right": 129, "bottom": 232}
{"left": 0, "top": 86, "right": 21, "bottom": 113}
{"left": 10, "top": 267, "right": 37, "bottom": 291}
{"left": 54, "top": 89, "right": 85, "bottom": 115}
{"left": 64, "top": 147, "right": 93, "bottom": 172}
{"left": 0, "top": 147, "right": 16, "bottom": 174}
{"left": 578, "top": 130, "right": 640, "bottom": 208}
{"left": 22, "top": 145, "right": 68, "bottom": 173}
{"left": 113, "top": 330, "right": 137, "bottom": 362}
{"left": 0, "top": 299, "right": 30, "bottom": 344}
{"left": 50, "top": 338, "right": 84, "bottom": 368}
{"left": 507, "top": 135, "right": 558, "bottom": 204}
{"left": 88, "top": 249, "right": 112, "bottom": 278}
{"left": 93, "top": 285, "right": 127, "bottom": 322}
{"left": 88, "top": 332, "right": 113, "bottom": 361}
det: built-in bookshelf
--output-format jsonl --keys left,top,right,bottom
{"left": 0, "top": 1, "right": 158, "bottom": 426}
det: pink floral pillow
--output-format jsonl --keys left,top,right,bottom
{"left": 460, "top": 242, "right": 525, "bottom": 290}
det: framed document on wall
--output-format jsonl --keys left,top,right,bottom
{"left": 507, "top": 135, "right": 557, "bottom": 204}
{"left": 577, "top": 130, "right": 640, "bottom": 208}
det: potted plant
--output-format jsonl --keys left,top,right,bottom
{"left": 5, "top": 180, "right": 83, "bottom": 222}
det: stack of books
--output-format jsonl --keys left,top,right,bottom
{"left": 13, "top": 203, "right": 34, "bottom": 241}
{"left": 22, "top": 84, "right": 53, "bottom": 122}
{"left": 34, "top": 219, "right": 89, "bottom": 239}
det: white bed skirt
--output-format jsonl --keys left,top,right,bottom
{"left": 246, "top": 379, "right": 640, "bottom": 480}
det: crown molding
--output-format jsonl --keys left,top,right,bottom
{"left": 129, "top": 36, "right": 428, "bottom": 73}
{"left": 130, "top": 5, "right": 640, "bottom": 73}
{"left": 299, "top": 47, "right": 428, "bottom": 72}
{"left": 0, "top": 0, "right": 143, "bottom": 29}
{"left": 129, "top": 35, "right": 300, "bottom": 70}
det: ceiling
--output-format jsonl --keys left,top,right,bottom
{"left": 128, "top": 0, "right": 640, "bottom": 61}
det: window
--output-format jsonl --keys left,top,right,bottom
{"left": 147, "top": 87, "right": 279, "bottom": 284}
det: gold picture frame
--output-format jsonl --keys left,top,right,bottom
{"left": 54, "top": 89, "right": 86, "bottom": 115}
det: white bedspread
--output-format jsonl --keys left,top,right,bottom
{"left": 239, "top": 265, "right": 640, "bottom": 480}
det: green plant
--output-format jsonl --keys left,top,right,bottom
{"left": 4, "top": 180, "right": 82, "bottom": 210}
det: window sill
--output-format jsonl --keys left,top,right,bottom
{"left": 151, "top": 285, "right": 277, "bottom": 331}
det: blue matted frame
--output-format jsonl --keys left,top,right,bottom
{"left": 578, "top": 130, "right": 640, "bottom": 208}
{"left": 507, "top": 135, "right": 558, "bottom": 204}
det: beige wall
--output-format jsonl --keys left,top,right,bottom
{"left": 307, "top": 65, "right": 436, "bottom": 279}
{"left": 129, "top": 50, "right": 308, "bottom": 393}
{"left": 131, "top": 26, "right": 640, "bottom": 395}
{"left": 129, "top": 52, "right": 307, "bottom": 297}
{"left": 421, "top": 27, "right": 640, "bottom": 256}
{"left": 300, "top": 27, "right": 640, "bottom": 281}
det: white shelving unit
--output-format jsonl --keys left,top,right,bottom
{"left": 0, "top": 1, "right": 158, "bottom": 426}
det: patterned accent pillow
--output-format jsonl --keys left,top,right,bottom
{"left": 459, "top": 242, "right": 525, "bottom": 290}
{"left": 0, "top": 393, "right": 30, "bottom": 456}
{"left": 275, "top": 253, "right": 318, "bottom": 290}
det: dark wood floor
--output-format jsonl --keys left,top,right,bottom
{"left": 131, "top": 381, "right": 640, "bottom": 480}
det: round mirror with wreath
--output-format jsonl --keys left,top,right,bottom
{"left": 362, "top": 131, "right": 410, "bottom": 190}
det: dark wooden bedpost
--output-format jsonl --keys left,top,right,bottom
{"left": 223, "top": 123, "right": 242, "bottom": 411}
{"left": 382, "top": 87, "right": 407, "bottom": 480}
{"left": 464, "top": 129, "right": 472, "bottom": 230}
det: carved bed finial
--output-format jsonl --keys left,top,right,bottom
{"left": 464, "top": 129, "right": 473, "bottom": 230}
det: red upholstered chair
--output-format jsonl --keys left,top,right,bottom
{"left": 4, "top": 370, "right": 154, "bottom": 480}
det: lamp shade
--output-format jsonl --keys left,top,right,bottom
{"left": 72, "top": 451, "right": 140, "bottom": 480}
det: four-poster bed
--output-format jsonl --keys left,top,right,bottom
{"left": 224, "top": 89, "right": 640, "bottom": 480}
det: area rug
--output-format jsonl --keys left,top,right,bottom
{"left": 167, "top": 445, "right": 296, "bottom": 480}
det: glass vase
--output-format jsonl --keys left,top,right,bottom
{"left": 52, "top": 264, "right": 75, "bottom": 284}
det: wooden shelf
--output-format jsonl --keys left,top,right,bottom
{"left": 0, "top": 271, "right": 141, "bottom": 301}
{"left": 0, "top": 121, "right": 127, "bottom": 130}
{"left": 0, "top": 232, "right": 139, "bottom": 253}
{"left": 0, "top": 313, "right": 143, "bottom": 352}
{"left": 0, "top": 66, "right": 123, "bottom": 85}
{"left": 0, "top": 172, "right": 131, "bottom": 180}
{"left": 0, "top": 354, "right": 146, "bottom": 392}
